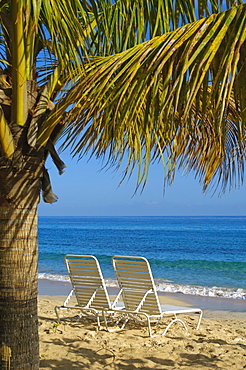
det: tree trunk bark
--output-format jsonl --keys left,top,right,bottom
{"left": 0, "top": 155, "right": 43, "bottom": 369}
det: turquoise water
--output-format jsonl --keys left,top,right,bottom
{"left": 38, "top": 216, "right": 246, "bottom": 299}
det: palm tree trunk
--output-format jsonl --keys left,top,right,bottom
{"left": 0, "top": 155, "right": 43, "bottom": 369}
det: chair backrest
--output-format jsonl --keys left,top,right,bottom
{"left": 65, "top": 255, "right": 111, "bottom": 310}
{"left": 112, "top": 256, "right": 162, "bottom": 315}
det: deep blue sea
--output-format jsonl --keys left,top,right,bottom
{"left": 38, "top": 216, "right": 246, "bottom": 300}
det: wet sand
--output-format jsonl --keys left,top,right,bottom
{"left": 38, "top": 279, "right": 246, "bottom": 317}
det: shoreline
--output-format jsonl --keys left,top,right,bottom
{"left": 38, "top": 274, "right": 246, "bottom": 300}
{"left": 38, "top": 278, "right": 246, "bottom": 319}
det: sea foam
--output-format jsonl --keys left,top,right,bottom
{"left": 38, "top": 273, "right": 246, "bottom": 300}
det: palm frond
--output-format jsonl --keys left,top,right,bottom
{"left": 1, "top": 0, "right": 245, "bottom": 192}
{"left": 39, "top": 0, "right": 89, "bottom": 69}
{"left": 54, "top": 3, "right": 246, "bottom": 191}
{"left": 81, "top": 0, "right": 244, "bottom": 55}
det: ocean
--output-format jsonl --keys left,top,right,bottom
{"left": 38, "top": 216, "right": 246, "bottom": 300}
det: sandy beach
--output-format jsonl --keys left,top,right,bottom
{"left": 38, "top": 280, "right": 246, "bottom": 369}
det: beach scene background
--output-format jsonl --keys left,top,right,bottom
{"left": 38, "top": 215, "right": 246, "bottom": 369}
{"left": 38, "top": 215, "right": 246, "bottom": 301}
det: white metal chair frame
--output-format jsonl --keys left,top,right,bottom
{"left": 55, "top": 255, "right": 121, "bottom": 329}
{"left": 107, "top": 255, "right": 203, "bottom": 337}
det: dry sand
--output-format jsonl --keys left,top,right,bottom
{"left": 38, "top": 292, "right": 246, "bottom": 369}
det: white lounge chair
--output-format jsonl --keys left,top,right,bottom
{"left": 107, "top": 255, "right": 203, "bottom": 337}
{"left": 55, "top": 255, "right": 122, "bottom": 329}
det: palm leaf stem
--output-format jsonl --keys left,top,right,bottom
{"left": 0, "top": 106, "right": 14, "bottom": 158}
{"left": 11, "top": 0, "right": 27, "bottom": 127}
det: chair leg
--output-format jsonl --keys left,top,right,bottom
{"left": 147, "top": 316, "right": 153, "bottom": 337}
{"left": 76, "top": 313, "right": 84, "bottom": 322}
{"left": 162, "top": 317, "right": 188, "bottom": 336}
{"left": 55, "top": 305, "right": 61, "bottom": 324}
{"left": 97, "top": 314, "right": 101, "bottom": 330}
{"left": 196, "top": 310, "right": 203, "bottom": 330}
{"left": 102, "top": 311, "right": 130, "bottom": 332}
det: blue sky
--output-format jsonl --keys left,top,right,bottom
{"left": 38, "top": 150, "right": 246, "bottom": 216}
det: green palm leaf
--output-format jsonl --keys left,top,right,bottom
{"left": 53, "top": 3, "right": 246, "bottom": 191}
{"left": 1, "top": 0, "right": 246, "bottom": 191}
{"left": 83, "top": 0, "right": 244, "bottom": 54}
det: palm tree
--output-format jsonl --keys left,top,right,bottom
{"left": 0, "top": 0, "right": 245, "bottom": 368}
